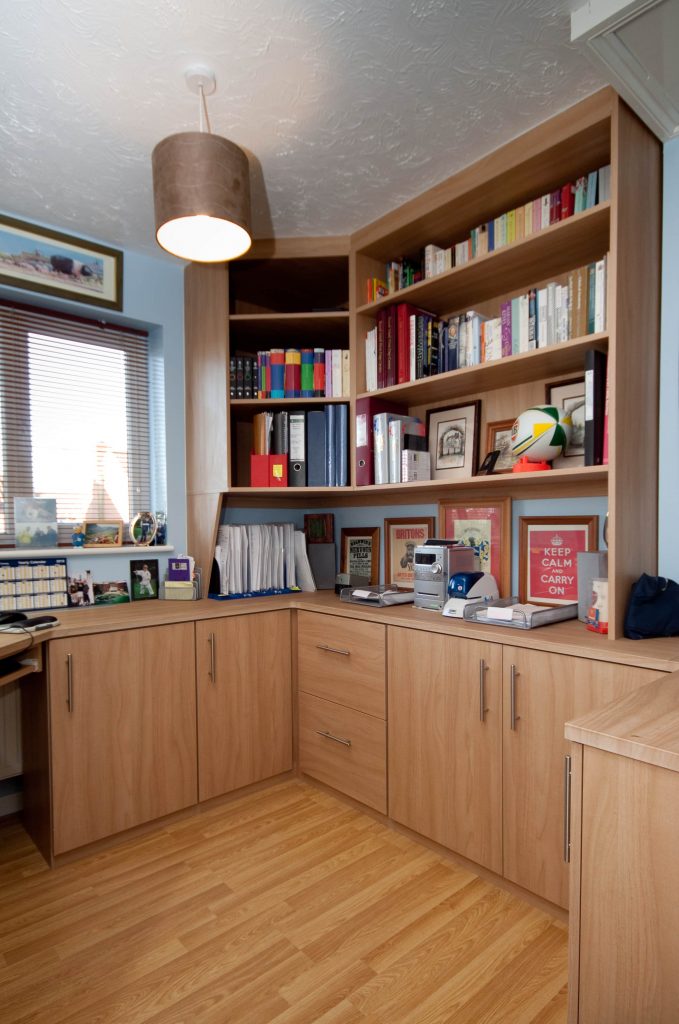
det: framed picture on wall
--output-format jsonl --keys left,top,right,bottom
{"left": 485, "top": 418, "right": 515, "bottom": 472}
{"left": 340, "top": 526, "right": 380, "bottom": 584}
{"left": 384, "top": 516, "right": 436, "bottom": 589}
{"left": 519, "top": 514, "right": 599, "bottom": 605}
{"left": 546, "top": 378, "right": 586, "bottom": 467}
{"left": 439, "top": 498, "right": 511, "bottom": 597}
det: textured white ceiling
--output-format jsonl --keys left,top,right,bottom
{"left": 0, "top": 0, "right": 604, "bottom": 257}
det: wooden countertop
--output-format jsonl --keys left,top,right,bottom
{"left": 24, "top": 590, "right": 679, "bottom": 673}
{"left": 565, "top": 671, "right": 679, "bottom": 773}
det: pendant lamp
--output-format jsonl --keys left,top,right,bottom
{"left": 152, "top": 68, "right": 252, "bottom": 263}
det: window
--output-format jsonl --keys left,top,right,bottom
{"left": 0, "top": 301, "right": 165, "bottom": 544}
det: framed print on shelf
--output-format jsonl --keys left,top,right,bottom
{"left": 426, "top": 401, "right": 480, "bottom": 481}
{"left": 384, "top": 516, "right": 436, "bottom": 589}
{"left": 82, "top": 520, "right": 123, "bottom": 547}
{"left": 340, "top": 526, "right": 380, "bottom": 585}
{"left": 439, "top": 498, "right": 511, "bottom": 597}
{"left": 0, "top": 213, "right": 123, "bottom": 311}
{"left": 519, "top": 514, "right": 599, "bottom": 606}
{"left": 130, "top": 558, "right": 159, "bottom": 601}
{"left": 546, "top": 377, "right": 586, "bottom": 467}
{"left": 485, "top": 418, "right": 515, "bottom": 473}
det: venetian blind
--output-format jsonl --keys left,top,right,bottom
{"left": 0, "top": 300, "right": 158, "bottom": 544}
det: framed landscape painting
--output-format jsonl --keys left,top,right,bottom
{"left": 0, "top": 214, "right": 123, "bottom": 310}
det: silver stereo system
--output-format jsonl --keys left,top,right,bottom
{"left": 413, "top": 540, "right": 477, "bottom": 610}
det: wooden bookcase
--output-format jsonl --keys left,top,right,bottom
{"left": 185, "top": 87, "right": 661, "bottom": 639}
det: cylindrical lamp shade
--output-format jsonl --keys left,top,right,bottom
{"left": 152, "top": 132, "right": 252, "bottom": 262}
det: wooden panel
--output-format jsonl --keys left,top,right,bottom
{"left": 502, "top": 648, "right": 663, "bottom": 908}
{"left": 298, "top": 691, "right": 386, "bottom": 812}
{"left": 388, "top": 627, "right": 502, "bottom": 873}
{"left": 608, "top": 99, "right": 662, "bottom": 637}
{"left": 196, "top": 610, "right": 292, "bottom": 801}
{"left": 49, "top": 624, "right": 197, "bottom": 854}
{"left": 187, "top": 491, "right": 222, "bottom": 595}
{"left": 567, "top": 742, "right": 583, "bottom": 1024}
{"left": 184, "top": 262, "right": 229, "bottom": 495}
{"left": 578, "top": 748, "right": 679, "bottom": 1023}
{"left": 20, "top": 670, "right": 52, "bottom": 864}
{"left": 297, "top": 611, "right": 386, "bottom": 718}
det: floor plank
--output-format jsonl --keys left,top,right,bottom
{"left": 0, "top": 780, "right": 567, "bottom": 1023}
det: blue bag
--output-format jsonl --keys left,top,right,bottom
{"left": 623, "top": 573, "right": 679, "bottom": 640}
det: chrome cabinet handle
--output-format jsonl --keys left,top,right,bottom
{"left": 66, "top": 653, "right": 73, "bottom": 713}
{"left": 316, "top": 729, "right": 352, "bottom": 748}
{"left": 563, "top": 754, "right": 572, "bottom": 863}
{"left": 316, "top": 643, "right": 350, "bottom": 657}
{"left": 510, "top": 664, "right": 520, "bottom": 730}
{"left": 479, "top": 659, "right": 487, "bottom": 722}
{"left": 208, "top": 633, "right": 216, "bottom": 683}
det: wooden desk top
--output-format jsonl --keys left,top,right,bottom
{"left": 24, "top": 590, "right": 679, "bottom": 674}
{"left": 566, "top": 671, "right": 679, "bottom": 774}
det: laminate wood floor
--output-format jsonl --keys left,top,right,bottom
{"left": 0, "top": 781, "right": 568, "bottom": 1023}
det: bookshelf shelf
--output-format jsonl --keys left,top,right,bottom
{"left": 356, "top": 204, "right": 610, "bottom": 319}
{"left": 231, "top": 396, "right": 349, "bottom": 409}
{"left": 357, "top": 332, "right": 609, "bottom": 407}
{"left": 229, "top": 311, "right": 350, "bottom": 345}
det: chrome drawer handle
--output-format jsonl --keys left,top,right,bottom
{"left": 316, "top": 729, "right": 352, "bottom": 748}
{"left": 316, "top": 643, "right": 350, "bottom": 657}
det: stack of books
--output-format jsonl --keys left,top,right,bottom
{"left": 363, "top": 258, "right": 607, "bottom": 390}
{"left": 230, "top": 348, "right": 350, "bottom": 399}
{"left": 249, "top": 405, "right": 349, "bottom": 487}
{"left": 366, "top": 164, "right": 611, "bottom": 298}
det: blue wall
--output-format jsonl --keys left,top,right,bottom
{"left": 0, "top": 217, "right": 186, "bottom": 587}
{"left": 658, "top": 138, "right": 679, "bottom": 579}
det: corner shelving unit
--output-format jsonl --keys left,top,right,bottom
{"left": 185, "top": 87, "right": 661, "bottom": 638}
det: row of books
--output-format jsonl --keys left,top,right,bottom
{"left": 364, "top": 258, "right": 607, "bottom": 390}
{"left": 230, "top": 348, "right": 350, "bottom": 399}
{"left": 250, "top": 405, "right": 349, "bottom": 487}
{"left": 366, "top": 164, "right": 610, "bottom": 301}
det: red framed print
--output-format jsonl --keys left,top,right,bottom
{"left": 439, "top": 498, "right": 511, "bottom": 597}
{"left": 519, "top": 514, "right": 599, "bottom": 605}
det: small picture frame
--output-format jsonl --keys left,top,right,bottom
{"left": 13, "top": 497, "right": 58, "bottom": 549}
{"left": 519, "top": 514, "right": 599, "bottom": 605}
{"left": 82, "top": 520, "right": 123, "bottom": 547}
{"left": 0, "top": 213, "right": 123, "bottom": 310}
{"left": 130, "top": 511, "right": 157, "bottom": 546}
{"left": 340, "top": 526, "right": 380, "bottom": 585}
{"left": 384, "top": 516, "right": 436, "bottom": 589}
{"left": 439, "top": 498, "right": 511, "bottom": 597}
{"left": 92, "top": 580, "right": 130, "bottom": 605}
{"left": 426, "top": 401, "right": 480, "bottom": 481}
{"left": 130, "top": 558, "right": 159, "bottom": 601}
{"left": 485, "top": 418, "right": 516, "bottom": 473}
{"left": 546, "top": 378, "right": 586, "bottom": 467}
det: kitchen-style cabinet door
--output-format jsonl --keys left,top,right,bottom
{"left": 49, "top": 623, "right": 197, "bottom": 855}
{"left": 388, "top": 626, "right": 502, "bottom": 873}
{"left": 196, "top": 610, "right": 292, "bottom": 801}
{"left": 503, "top": 648, "right": 663, "bottom": 908}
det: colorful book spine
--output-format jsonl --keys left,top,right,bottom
{"left": 284, "top": 348, "right": 301, "bottom": 398}
{"left": 500, "top": 302, "right": 512, "bottom": 357}
{"left": 269, "top": 349, "right": 285, "bottom": 398}
{"left": 313, "top": 348, "right": 325, "bottom": 398}
{"left": 300, "top": 348, "right": 314, "bottom": 397}
{"left": 325, "top": 350, "right": 333, "bottom": 397}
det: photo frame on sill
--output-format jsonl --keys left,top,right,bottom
{"left": 340, "top": 526, "right": 380, "bottom": 585}
{"left": 82, "top": 520, "right": 123, "bottom": 547}
{"left": 439, "top": 498, "right": 511, "bottom": 598}
{"left": 426, "top": 401, "right": 481, "bottom": 481}
{"left": 546, "top": 377, "right": 586, "bottom": 467}
{"left": 519, "top": 514, "right": 599, "bottom": 606}
{"left": 384, "top": 516, "right": 436, "bottom": 589}
{"left": 0, "top": 213, "right": 123, "bottom": 310}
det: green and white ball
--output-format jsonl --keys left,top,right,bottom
{"left": 511, "top": 406, "right": 572, "bottom": 463}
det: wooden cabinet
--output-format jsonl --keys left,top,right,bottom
{"left": 297, "top": 610, "right": 387, "bottom": 812}
{"left": 49, "top": 624, "right": 197, "bottom": 855}
{"left": 388, "top": 626, "right": 502, "bottom": 872}
{"left": 502, "top": 647, "right": 663, "bottom": 908}
{"left": 196, "top": 610, "right": 292, "bottom": 801}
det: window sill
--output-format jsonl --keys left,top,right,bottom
{"left": 0, "top": 545, "right": 175, "bottom": 558}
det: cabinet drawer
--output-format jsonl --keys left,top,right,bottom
{"left": 297, "top": 611, "right": 385, "bottom": 718}
{"left": 298, "top": 691, "right": 386, "bottom": 813}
